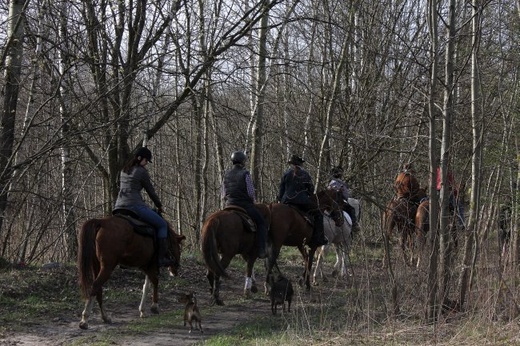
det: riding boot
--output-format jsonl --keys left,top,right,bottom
{"left": 311, "top": 213, "right": 328, "bottom": 247}
{"left": 157, "top": 238, "right": 175, "bottom": 267}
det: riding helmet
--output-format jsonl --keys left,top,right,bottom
{"left": 135, "top": 147, "right": 152, "bottom": 162}
{"left": 331, "top": 166, "right": 343, "bottom": 178}
{"left": 231, "top": 151, "right": 247, "bottom": 164}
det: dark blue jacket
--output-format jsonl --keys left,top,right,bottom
{"left": 278, "top": 166, "right": 314, "bottom": 206}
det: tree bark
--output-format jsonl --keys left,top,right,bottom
{"left": 0, "top": 0, "right": 28, "bottom": 239}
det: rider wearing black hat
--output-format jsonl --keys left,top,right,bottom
{"left": 277, "top": 155, "right": 328, "bottom": 247}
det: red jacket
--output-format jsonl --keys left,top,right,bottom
{"left": 436, "top": 167, "right": 457, "bottom": 196}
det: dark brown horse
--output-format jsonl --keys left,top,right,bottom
{"left": 201, "top": 204, "right": 270, "bottom": 306}
{"left": 267, "top": 189, "right": 344, "bottom": 291}
{"left": 383, "top": 188, "right": 427, "bottom": 267}
{"left": 77, "top": 216, "right": 185, "bottom": 329}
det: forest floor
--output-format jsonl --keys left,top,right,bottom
{"left": 1, "top": 237, "right": 520, "bottom": 345}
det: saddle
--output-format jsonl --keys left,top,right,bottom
{"left": 112, "top": 208, "right": 156, "bottom": 238}
{"left": 223, "top": 205, "right": 257, "bottom": 232}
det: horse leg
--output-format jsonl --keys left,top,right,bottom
{"left": 265, "top": 247, "right": 281, "bottom": 295}
{"left": 148, "top": 273, "right": 160, "bottom": 314}
{"left": 138, "top": 276, "right": 151, "bottom": 317}
{"left": 337, "top": 244, "right": 348, "bottom": 277}
{"left": 243, "top": 258, "right": 257, "bottom": 297}
{"left": 305, "top": 247, "right": 317, "bottom": 290}
{"left": 312, "top": 245, "right": 326, "bottom": 285}
{"left": 296, "top": 245, "right": 310, "bottom": 289}
{"left": 79, "top": 296, "right": 95, "bottom": 330}
{"left": 79, "top": 265, "right": 115, "bottom": 329}
{"left": 212, "top": 255, "right": 232, "bottom": 306}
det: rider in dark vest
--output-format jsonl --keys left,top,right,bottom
{"left": 277, "top": 154, "right": 328, "bottom": 247}
{"left": 222, "top": 151, "right": 267, "bottom": 259}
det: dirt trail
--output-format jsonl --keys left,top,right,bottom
{"left": 0, "top": 260, "right": 281, "bottom": 346}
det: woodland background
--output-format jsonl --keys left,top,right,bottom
{"left": 0, "top": 0, "right": 519, "bottom": 325}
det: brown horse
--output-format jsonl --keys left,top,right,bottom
{"left": 383, "top": 188, "right": 427, "bottom": 267}
{"left": 201, "top": 204, "right": 270, "bottom": 306}
{"left": 77, "top": 215, "right": 185, "bottom": 329}
{"left": 267, "top": 189, "right": 344, "bottom": 291}
{"left": 415, "top": 196, "right": 462, "bottom": 260}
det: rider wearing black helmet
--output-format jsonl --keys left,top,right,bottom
{"left": 222, "top": 151, "right": 267, "bottom": 259}
{"left": 114, "top": 146, "right": 174, "bottom": 267}
{"left": 328, "top": 166, "right": 360, "bottom": 233}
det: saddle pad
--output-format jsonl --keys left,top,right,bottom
{"left": 343, "top": 211, "right": 352, "bottom": 227}
{"left": 114, "top": 214, "right": 155, "bottom": 237}
{"left": 223, "top": 206, "right": 256, "bottom": 232}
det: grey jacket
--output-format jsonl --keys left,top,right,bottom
{"left": 114, "top": 166, "right": 162, "bottom": 210}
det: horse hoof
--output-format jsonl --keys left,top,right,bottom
{"left": 216, "top": 299, "right": 225, "bottom": 306}
{"left": 151, "top": 306, "right": 159, "bottom": 314}
{"left": 251, "top": 286, "right": 258, "bottom": 294}
{"left": 79, "top": 322, "right": 88, "bottom": 330}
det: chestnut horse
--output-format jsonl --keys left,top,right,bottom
{"left": 267, "top": 190, "right": 344, "bottom": 291}
{"left": 382, "top": 188, "right": 427, "bottom": 267}
{"left": 77, "top": 215, "right": 185, "bottom": 329}
{"left": 201, "top": 204, "right": 270, "bottom": 306}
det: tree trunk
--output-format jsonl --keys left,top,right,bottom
{"left": 458, "top": 0, "right": 482, "bottom": 310}
{"left": 438, "top": 0, "right": 457, "bottom": 319}
{"left": 0, "top": 0, "right": 27, "bottom": 239}
{"left": 249, "top": 2, "right": 269, "bottom": 200}
{"left": 425, "top": 0, "right": 440, "bottom": 323}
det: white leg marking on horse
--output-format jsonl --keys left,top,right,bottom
{"left": 139, "top": 276, "right": 151, "bottom": 318}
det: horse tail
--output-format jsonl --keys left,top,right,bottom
{"left": 78, "top": 218, "right": 101, "bottom": 299}
{"left": 201, "top": 216, "right": 229, "bottom": 279}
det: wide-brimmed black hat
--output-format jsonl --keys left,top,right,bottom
{"left": 288, "top": 155, "right": 305, "bottom": 165}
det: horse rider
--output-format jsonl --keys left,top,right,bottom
{"left": 113, "top": 146, "right": 174, "bottom": 267}
{"left": 436, "top": 166, "right": 465, "bottom": 229}
{"left": 277, "top": 154, "right": 328, "bottom": 247}
{"left": 222, "top": 151, "right": 267, "bottom": 259}
{"left": 394, "top": 162, "right": 422, "bottom": 205}
{"left": 327, "top": 166, "right": 360, "bottom": 233}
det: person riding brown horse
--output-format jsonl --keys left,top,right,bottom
{"left": 222, "top": 151, "right": 267, "bottom": 259}
{"left": 113, "top": 147, "right": 174, "bottom": 267}
{"left": 277, "top": 154, "right": 328, "bottom": 247}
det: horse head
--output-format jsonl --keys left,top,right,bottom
{"left": 316, "top": 189, "right": 344, "bottom": 227}
{"left": 167, "top": 224, "right": 186, "bottom": 275}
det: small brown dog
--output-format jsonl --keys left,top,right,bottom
{"left": 178, "top": 292, "right": 203, "bottom": 333}
{"left": 269, "top": 273, "right": 294, "bottom": 315}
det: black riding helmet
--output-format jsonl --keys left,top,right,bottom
{"left": 330, "top": 166, "right": 343, "bottom": 178}
{"left": 231, "top": 151, "right": 247, "bottom": 165}
{"left": 135, "top": 147, "right": 152, "bottom": 162}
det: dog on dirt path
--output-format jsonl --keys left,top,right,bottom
{"left": 178, "top": 291, "right": 203, "bottom": 333}
{"left": 268, "top": 273, "right": 294, "bottom": 315}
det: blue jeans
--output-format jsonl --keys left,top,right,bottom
{"left": 133, "top": 205, "right": 168, "bottom": 239}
